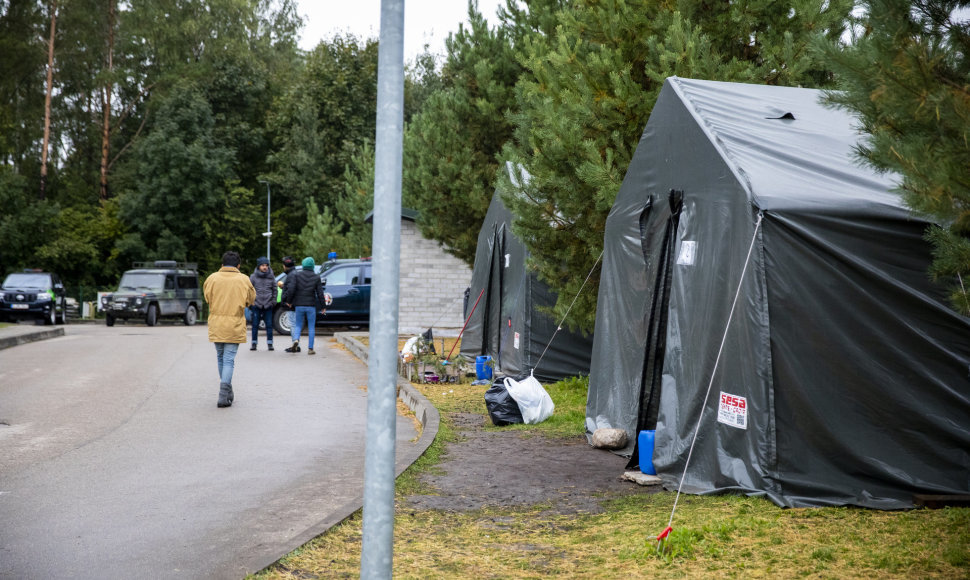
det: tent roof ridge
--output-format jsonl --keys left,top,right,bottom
{"left": 667, "top": 76, "right": 758, "bottom": 207}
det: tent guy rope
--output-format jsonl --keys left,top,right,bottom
{"left": 533, "top": 250, "right": 604, "bottom": 375}
{"left": 656, "top": 212, "right": 764, "bottom": 552}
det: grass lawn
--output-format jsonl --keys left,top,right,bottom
{"left": 253, "top": 355, "right": 970, "bottom": 579}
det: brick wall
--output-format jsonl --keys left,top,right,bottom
{"left": 397, "top": 219, "right": 472, "bottom": 335}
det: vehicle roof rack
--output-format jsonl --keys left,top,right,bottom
{"left": 131, "top": 261, "right": 198, "bottom": 270}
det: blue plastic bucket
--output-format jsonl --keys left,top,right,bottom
{"left": 638, "top": 430, "right": 657, "bottom": 475}
{"left": 475, "top": 355, "right": 493, "bottom": 380}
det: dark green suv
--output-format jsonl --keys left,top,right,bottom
{"left": 0, "top": 270, "right": 68, "bottom": 325}
{"left": 101, "top": 261, "right": 201, "bottom": 326}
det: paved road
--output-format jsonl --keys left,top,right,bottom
{"left": 0, "top": 324, "right": 418, "bottom": 579}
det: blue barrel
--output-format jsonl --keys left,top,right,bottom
{"left": 475, "top": 355, "right": 493, "bottom": 380}
{"left": 638, "top": 430, "right": 657, "bottom": 475}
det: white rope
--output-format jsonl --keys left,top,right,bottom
{"left": 534, "top": 250, "right": 604, "bottom": 373}
{"left": 429, "top": 293, "right": 465, "bottom": 329}
{"left": 660, "top": 212, "right": 764, "bottom": 546}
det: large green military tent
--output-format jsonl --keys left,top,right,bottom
{"left": 586, "top": 77, "right": 970, "bottom": 509}
{"left": 460, "top": 181, "right": 593, "bottom": 383}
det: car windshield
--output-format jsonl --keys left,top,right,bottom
{"left": 2, "top": 273, "right": 51, "bottom": 290}
{"left": 118, "top": 272, "right": 165, "bottom": 290}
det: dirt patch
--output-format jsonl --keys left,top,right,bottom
{"left": 406, "top": 413, "right": 659, "bottom": 515}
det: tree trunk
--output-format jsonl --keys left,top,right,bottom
{"left": 99, "top": 0, "right": 115, "bottom": 201}
{"left": 40, "top": 0, "right": 57, "bottom": 201}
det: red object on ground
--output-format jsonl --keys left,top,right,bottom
{"left": 446, "top": 288, "right": 486, "bottom": 360}
{"left": 656, "top": 526, "right": 673, "bottom": 541}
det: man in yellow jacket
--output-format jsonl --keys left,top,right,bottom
{"left": 203, "top": 251, "right": 256, "bottom": 408}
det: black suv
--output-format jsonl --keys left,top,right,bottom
{"left": 272, "top": 258, "right": 372, "bottom": 334}
{"left": 0, "top": 270, "right": 68, "bottom": 325}
{"left": 101, "top": 261, "right": 202, "bottom": 326}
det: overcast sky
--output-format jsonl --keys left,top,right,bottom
{"left": 294, "top": 0, "right": 506, "bottom": 62}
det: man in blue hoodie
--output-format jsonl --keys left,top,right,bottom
{"left": 249, "top": 256, "right": 276, "bottom": 351}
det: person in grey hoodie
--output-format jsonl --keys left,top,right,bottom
{"left": 249, "top": 256, "right": 276, "bottom": 351}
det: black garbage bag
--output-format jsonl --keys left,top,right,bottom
{"left": 484, "top": 376, "right": 524, "bottom": 426}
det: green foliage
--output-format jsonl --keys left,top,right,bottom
{"left": 501, "top": 0, "right": 853, "bottom": 332}
{"left": 301, "top": 142, "right": 376, "bottom": 260}
{"left": 201, "top": 180, "right": 264, "bottom": 272}
{"left": 267, "top": 34, "right": 380, "bottom": 237}
{"left": 36, "top": 205, "right": 125, "bottom": 285}
{"left": 403, "top": 3, "right": 522, "bottom": 265}
{"left": 0, "top": 0, "right": 300, "bottom": 286}
{"left": 926, "top": 226, "right": 970, "bottom": 314}
{"left": 0, "top": 168, "right": 57, "bottom": 274}
{"left": 821, "top": 0, "right": 970, "bottom": 315}
{"left": 0, "top": 0, "right": 46, "bottom": 170}
{"left": 115, "top": 83, "right": 236, "bottom": 270}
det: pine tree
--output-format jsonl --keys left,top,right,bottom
{"left": 821, "top": 0, "right": 970, "bottom": 315}
{"left": 301, "top": 142, "right": 376, "bottom": 260}
{"left": 501, "top": 0, "right": 852, "bottom": 332}
{"left": 402, "top": 2, "right": 522, "bottom": 265}
{"left": 266, "top": 33, "right": 380, "bottom": 253}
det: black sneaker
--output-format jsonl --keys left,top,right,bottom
{"left": 250, "top": 343, "right": 257, "bottom": 351}
{"left": 284, "top": 342, "right": 301, "bottom": 353}
{"left": 268, "top": 344, "right": 274, "bottom": 351}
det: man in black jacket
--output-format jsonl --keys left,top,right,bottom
{"left": 281, "top": 257, "right": 326, "bottom": 355}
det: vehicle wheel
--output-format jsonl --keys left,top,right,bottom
{"left": 44, "top": 306, "right": 56, "bottom": 326}
{"left": 146, "top": 304, "right": 158, "bottom": 326}
{"left": 56, "top": 299, "right": 67, "bottom": 324}
{"left": 106, "top": 313, "right": 115, "bottom": 327}
{"left": 273, "top": 307, "right": 294, "bottom": 336}
{"left": 183, "top": 304, "right": 198, "bottom": 326}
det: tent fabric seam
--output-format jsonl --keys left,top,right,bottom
{"left": 668, "top": 76, "right": 757, "bottom": 206}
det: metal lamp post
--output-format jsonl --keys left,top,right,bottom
{"left": 259, "top": 180, "right": 271, "bottom": 259}
{"left": 361, "top": 0, "right": 404, "bottom": 577}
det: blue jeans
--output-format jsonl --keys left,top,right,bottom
{"left": 214, "top": 342, "right": 239, "bottom": 385}
{"left": 292, "top": 306, "right": 317, "bottom": 349}
{"left": 250, "top": 306, "right": 274, "bottom": 345}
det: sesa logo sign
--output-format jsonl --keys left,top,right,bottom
{"left": 717, "top": 391, "right": 747, "bottom": 430}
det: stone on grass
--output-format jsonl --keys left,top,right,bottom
{"left": 622, "top": 471, "right": 662, "bottom": 486}
{"left": 591, "top": 428, "right": 628, "bottom": 450}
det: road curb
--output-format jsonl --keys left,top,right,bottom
{"left": 335, "top": 332, "right": 441, "bottom": 446}
{"left": 253, "top": 332, "right": 440, "bottom": 575}
{"left": 0, "top": 327, "right": 65, "bottom": 351}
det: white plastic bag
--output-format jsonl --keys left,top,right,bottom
{"left": 400, "top": 335, "right": 420, "bottom": 362}
{"left": 503, "top": 372, "right": 555, "bottom": 424}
